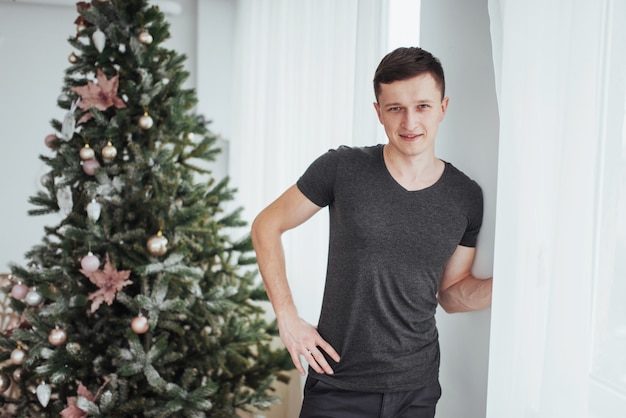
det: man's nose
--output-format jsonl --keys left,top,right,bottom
{"left": 402, "top": 109, "right": 420, "bottom": 129}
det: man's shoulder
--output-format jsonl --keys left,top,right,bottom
{"left": 326, "top": 144, "right": 383, "bottom": 162}
{"left": 442, "top": 162, "right": 483, "bottom": 196}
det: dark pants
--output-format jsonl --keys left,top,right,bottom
{"left": 299, "top": 376, "right": 441, "bottom": 418}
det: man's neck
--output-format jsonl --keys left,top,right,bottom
{"left": 383, "top": 145, "right": 444, "bottom": 191}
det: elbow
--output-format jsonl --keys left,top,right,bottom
{"left": 250, "top": 212, "right": 280, "bottom": 251}
{"left": 437, "top": 287, "right": 476, "bottom": 314}
{"left": 250, "top": 215, "right": 263, "bottom": 250}
{"left": 437, "top": 293, "right": 469, "bottom": 314}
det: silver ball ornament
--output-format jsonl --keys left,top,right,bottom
{"left": 131, "top": 315, "right": 149, "bottom": 334}
{"left": 25, "top": 289, "right": 43, "bottom": 306}
{"left": 12, "top": 367, "right": 23, "bottom": 382}
{"left": 139, "top": 113, "right": 154, "bottom": 130}
{"left": 68, "top": 52, "right": 78, "bottom": 64}
{"left": 147, "top": 231, "right": 168, "bottom": 256}
{"left": 66, "top": 342, "right": 82, "bottom": 356}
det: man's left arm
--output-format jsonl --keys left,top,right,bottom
{"left": 438, "top": 245, "right": 492, "bottom": 313}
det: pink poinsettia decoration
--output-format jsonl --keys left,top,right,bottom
{"left": 71, "top": 69, "right": 126, "bottom": 124}
{"left": 60, "top": 382, "right": 93, "bottom": 418}
{"left": 80, "top": 253, "right": 132, "bottom": 313}
{"left": 61, "top": 381, "right": 106, "bottom": 418}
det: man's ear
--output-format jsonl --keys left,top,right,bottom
{"left": 373, "top": 102, "right": 383, "bottom": 124}
{"left": 440, "top": 97, "right": 450, "bottom": 120}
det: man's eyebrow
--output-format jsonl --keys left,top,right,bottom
{"left": 383, "top": 99, "right": 434, "bottom": 107}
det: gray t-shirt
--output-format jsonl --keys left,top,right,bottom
{"left": 296, "top": 144, "right": 483, "bottom": 392}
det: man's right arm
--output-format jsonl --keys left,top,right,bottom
{"left": 251, "top": 184, "right": 340, "bottom": 376}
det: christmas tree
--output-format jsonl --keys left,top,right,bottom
{"left": 0, "top": 1, "right": 292, "bottom": 416}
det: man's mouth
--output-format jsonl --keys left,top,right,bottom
{"left": 400, "top": 133, "right": 422, "bottom": 140}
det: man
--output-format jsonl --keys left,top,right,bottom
{"left": 251, "top": 47, "right": 493, "bottom": 418}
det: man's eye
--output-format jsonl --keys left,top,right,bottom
{"left": 388, "top": 107, "right": 401, "bottom": 112}
{"left": 418, "top": 104, "right": 430, "bottom": 109}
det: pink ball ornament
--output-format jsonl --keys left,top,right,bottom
{"left": 12, "top": 367, "right": 23, "bottom": 382}
{"left": 10, "top": 347, "right": 26, "bottom": 365}
{"left": 45, "top": 134, "right": 57, "bottom": 149}
{"left": 80, "top": 252, "right": 100, "bottom": 272}
{"left": 131, "top": 315, "right": 149, "bottom": 334}
{"left": 48, "top": 327, "right": 68, "bottom": 346}
{"left": 82, "top": 158, "right": 100, "bottom": 176}
{"left": 0, "top": 372, "right": 10, "bottom": 393}
{"left": 11, "top": 283, "right": 29, "bottom": 300}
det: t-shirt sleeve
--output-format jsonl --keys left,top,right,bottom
{"left": 296, "top": 148, "right": 340, "bottom": 208}
{"left": 459, "top": 182, "right": 484, "bottom": 247}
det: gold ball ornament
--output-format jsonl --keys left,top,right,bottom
{"left": 147, "top": 231, "right": 168, "bottom": 256}
{"left": 139, "top": 112, "right": 154, "bottom": 130}
{"left": 48, "top": 327, "right": 68, "bottom": 346}
{"left": 80, "top": 144, "right": 95, "bottom": 160}
{"left": 66, "top": 342, "right": 82, "bottom": 356}
{"left": 138, "top": 30, "right": 153, "bottom": 45}
{"left": 10, "top": 347, "right": 26, "bottom": 365}
{"left": 131, "top": 315, "right": 149, "bottom": 334}
{"left": 102, "top": 141, "right": 117, "bottom": 163}
{"left": 68, "top": 52, "right": 78, "bottom": 64}
{"left": 0, "top": 372, "right": 10, "bottom": 393}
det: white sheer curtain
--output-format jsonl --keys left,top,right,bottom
{"left": 487, "top": 0, "right": 626, "bottom": 416}
{"left": 229, "top": 0, "right": 387, "bottom": 324}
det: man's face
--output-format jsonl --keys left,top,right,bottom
{"left": 374, "top": 73, "right": 448, "bottom": 159}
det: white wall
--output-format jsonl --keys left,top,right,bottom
{"left": 420, "top": 0, "right": 498, "bottom": 417}
{"left": 0, "top": 0, "right": 228, "bottom": 271}
{"left": 0, "top": 1, "right": 74, "bottom": 271}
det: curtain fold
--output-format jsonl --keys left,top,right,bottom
{"left": 229, "top": 0, "right": 387, "bottom": 324}
{"left": 487, "top": 0, "right": 626, "bottom": 416}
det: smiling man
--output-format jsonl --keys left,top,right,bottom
{"left": 251, "top": 47, "right": 493, "bottom": 418}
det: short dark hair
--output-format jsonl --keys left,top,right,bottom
{"left": 373, "top": 47, "right": 445, "bottom": 102}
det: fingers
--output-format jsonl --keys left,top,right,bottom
{"left": 279, "top": 317, "right": 340, "bottom": 376}
{"left": 300, "top": 342, "right": 340, "bottom": 375}
{"left": 317, "top": 339, "right": 341, "bottom": 363}
{"left": 289, "top": 350, "right": 307, "bottom": 376}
